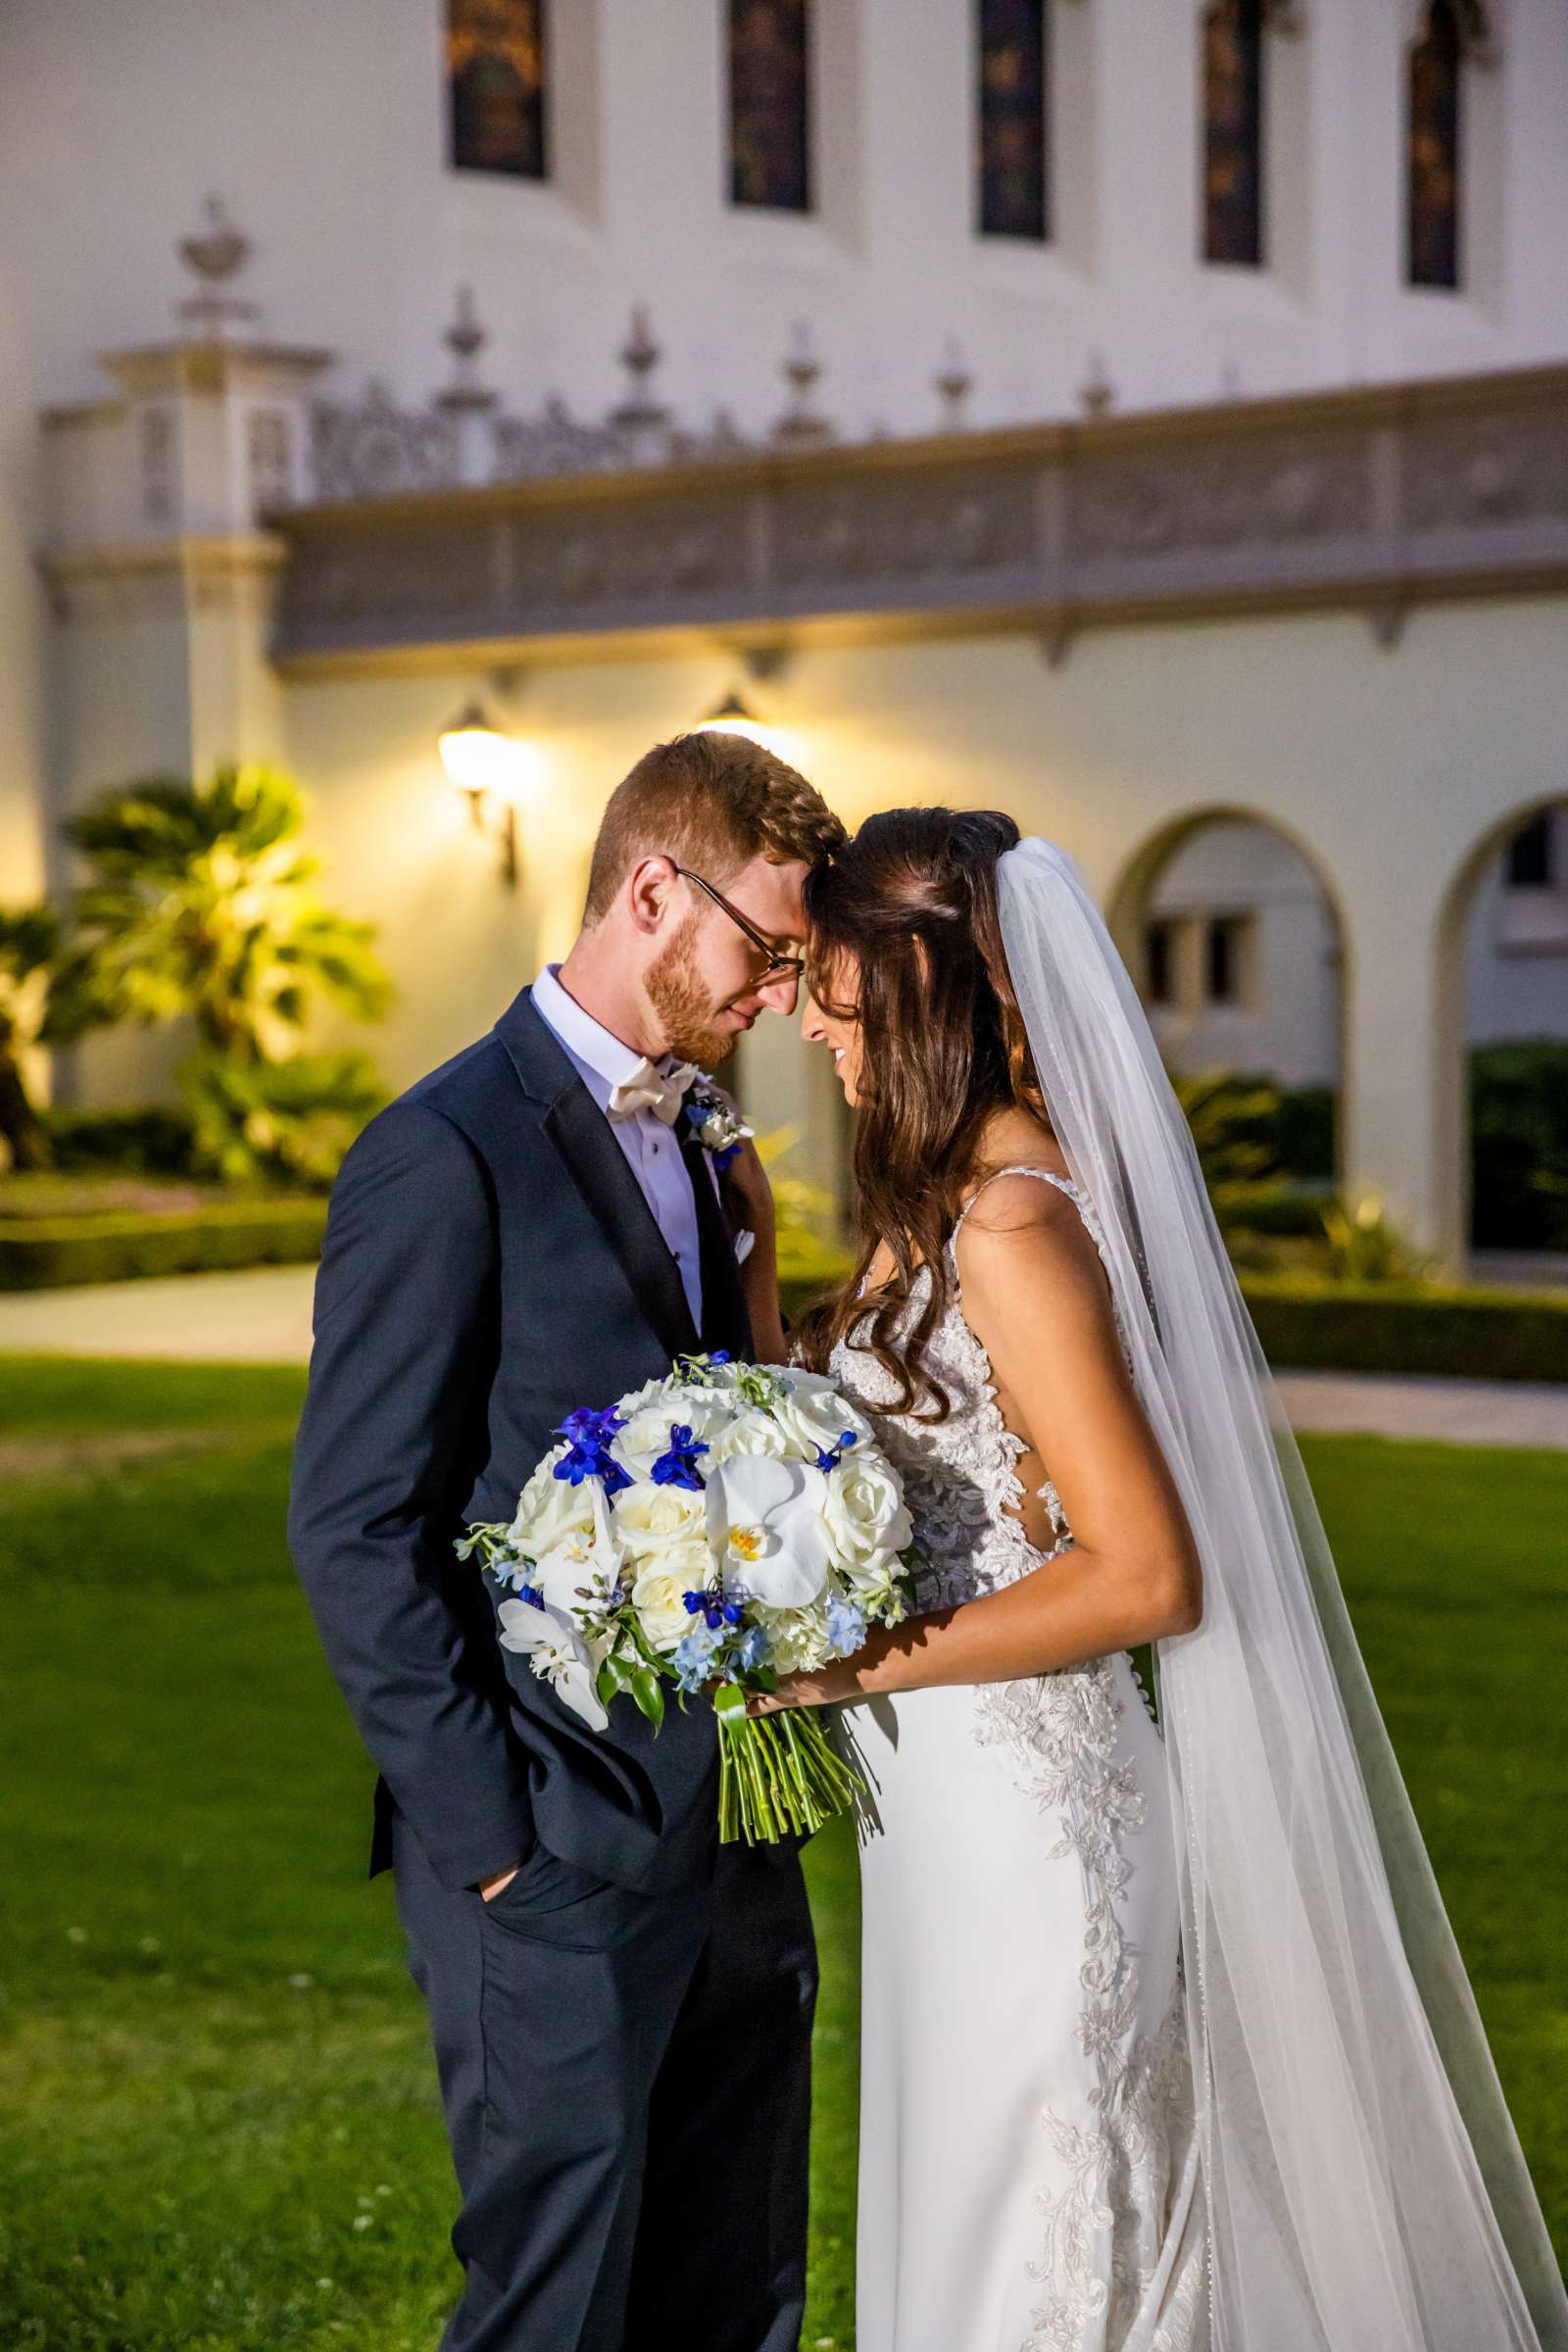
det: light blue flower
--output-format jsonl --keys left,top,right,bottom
{"left": 736, "top": 1623, "right": 772, "bottom": 1672}
{"left": 826, "top": 1593, "right": 867, "bottom": 1657}
{"left": 671, "top": 1623, "right": 722, "bottom": 1692}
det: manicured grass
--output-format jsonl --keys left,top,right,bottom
{"left": 0, "top": 1357, "right": 1562, "bottom": 2350}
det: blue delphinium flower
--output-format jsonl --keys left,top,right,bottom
{"left": 826, "top": 1593, "right": 867, "bottom": 1657}
{"left": 552, "top": 1403, "right": 631, "bottom": 1494}
{"left": 671, "top": 1623, "right": 722, "bottom": 1692}
{"left": 514, "top": 1581, "right": 546, "bottom": 1611}
{"left": 651, "top": 1423, "right": 710, "bottom": 1490}
{"left": 814, "top": 1429, "right": 862, "bottom": 1472}
{"left": 682, "top": 1584, "right": 745, "bottom": 1633}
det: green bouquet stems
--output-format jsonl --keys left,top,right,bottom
{"left": 714, "top": 1700, "right": 866, "bottom": 1845}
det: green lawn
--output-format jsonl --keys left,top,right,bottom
{"left": 0, "top": 1357, "right": 1562, "bottom": 2351}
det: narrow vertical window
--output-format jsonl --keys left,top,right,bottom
{"left": 1146, "top": 919, "right": 1176, "bottom": 1006}
{"left": 978, "top": 0, "right": 1049, "bottom": 241}
{"left": 448, "top": 0, "right": 548, "bottom": 179}
{"left": 1408, "top": 0, "right": 1462, "bottom": 289}
{"left": 728, "top": 0, "right": 811, "bottom": 213}
{"left": 1506, "top": 812, "right": 1554, "bottom": 890}
{"left": 1202, "top": 0, "right": 1264, "bottom": 266}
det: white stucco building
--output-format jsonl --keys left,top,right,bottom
{"left": 2, "top": 0, "right": 1566, "bottom": 1267}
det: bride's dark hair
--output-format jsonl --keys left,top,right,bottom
{"left": 792, "top": 807, "right": 1052, "bottom": 1418}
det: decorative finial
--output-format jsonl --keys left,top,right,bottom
{"left": 1077, "top": 351, "right": 1115, "bottom": 419}
{"left": 771, "top": 321, "right": 834, "bottom": 452}
{"left": 436, "top": 285, "right": 497, "bottom": 414}
{"left": 934, "top": 336, "right": 974, "bottom": 432}
{"left": 176, "top": 195, "right": 258, "bottom": 338}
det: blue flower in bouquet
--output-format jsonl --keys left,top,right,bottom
{"left": 827, "top": 1592, "right": 868, "bottom": 1657}
{"left": 682, "top": 1583, "right": 745, "bottom": 1632}
{"left": 671, "top": 1623, "right": 722, "bottom": 1693}
{"left": 651, "top": 1423, "right": 710, "bottom": 1490}
{"left": 814, "top": 1429, "right": 861, "bottom": 1472}
{"left": 553, "top": 1403, "right": 631, "bottom": 1495}
{"left": 736, "top": 1623, "right": 772, "bottom": 1673}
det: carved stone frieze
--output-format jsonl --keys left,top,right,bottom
{"left": 1069, "top": 432, "right": 1372, "bottom": 564}
{"left": 1402, "top": 406, "right": 1568, "bottom": 534}
{"left": 270, "top": 369, "right": 1568, "bottom": 668}
{"left": 772, "top": 466, "right": 1038, "bottom": 590}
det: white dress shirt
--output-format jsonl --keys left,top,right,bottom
{"left": 530, "top": 964, "right": 705, "bottom": 1330}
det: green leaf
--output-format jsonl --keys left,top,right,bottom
{"left": 711, "top": 1682, "right": 750, "bottom": 1720}
{"left": 630, "top": 1667, "right": 665, "bottom": 1732}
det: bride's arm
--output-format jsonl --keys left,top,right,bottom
{"left": 752, "top": 1176, "right": 1202, "bottom": 1710}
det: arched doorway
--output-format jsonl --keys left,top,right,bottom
{"left": 1438, "top": 800, "right": 1568, "bottom": 1287}
{"left": 1108, "top": 808, "right": 1347, "bottom": 1250}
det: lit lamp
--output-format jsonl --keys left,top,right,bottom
{"left": 698, "top": 689, "right": 793, "bottom": 756}
{"left": 439, "top": 701, "right": 520, "bottom": 888}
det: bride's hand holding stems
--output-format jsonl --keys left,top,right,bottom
{"left": 748, "top": 1175, "right": 1202, "bottom": 1718}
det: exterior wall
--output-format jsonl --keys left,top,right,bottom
{"left": 270, "top": 593, "right": 1568, "bottom": 1260}
{"left": 1, "top": 0, "right": 1566, "bottom": 455}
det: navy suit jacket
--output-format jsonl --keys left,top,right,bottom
{"left": 287, "top": 985, "right": 753, "bottom": 1895}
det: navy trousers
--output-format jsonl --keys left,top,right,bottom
{"left": 392, "top": 1815, "right": 818, "bottom": 2352}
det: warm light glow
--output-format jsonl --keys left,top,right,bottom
{"left": 697, "top": 690, "right": 797, "bottom": 760}
{"left": 438, "top": 701, "right": 535, "bottom": 804}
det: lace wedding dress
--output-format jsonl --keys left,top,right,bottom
{"left": 829, "top": 1168, "right": 1209, "bottom": 2352}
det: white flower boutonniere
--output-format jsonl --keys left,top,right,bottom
{"left": 677, "top": 1073, "right": 754, "bottom": 1174}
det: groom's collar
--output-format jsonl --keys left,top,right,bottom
{"left": 529, "top": 963, "right": 652, "bottom": 1101}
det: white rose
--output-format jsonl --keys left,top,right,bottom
{"left": 508, "top": 1446, "right": 597, "bottom": 1557}
{"left": 611, "top": 1479, "right": 707, "bottom": 1561}
{"left": 630, "top": 1547, "right": 711, "bottom": 1652}
{"left": 706, "top": 1454, "right": 831, "bottom": 1609}
{"left": 709, "top": 1408, "right": 787, "bottom": 1464}
{"left": 824, "top": 1454, "right": 912, "bottom": 1563}
{"left": 612, "top": 1394, "right": 728, "bottom": 1480}
{"left": 769, "top": 1376, "right": 874, "bottom": 1465}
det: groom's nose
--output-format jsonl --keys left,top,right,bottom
{"left": 757, "top": 969, "right": 801, "bottom": 1016}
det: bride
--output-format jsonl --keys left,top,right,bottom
{"left": 748, "top": 809, "right": 1566, "bottom": 2352}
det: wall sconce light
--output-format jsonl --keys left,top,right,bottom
{"left": 439, "top": 700, "right": 520, "bottom": 888}
{"left": 698, "top": 689, "right": 794, "bottom": 756}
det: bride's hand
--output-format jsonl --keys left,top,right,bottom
{"left": 745, "top": 1663, "right": 854, "bottom": 1715}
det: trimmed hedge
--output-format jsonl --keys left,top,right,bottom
{"left": 780, "top": 1271, "right": 1568, "bottom": 1386}
{"left": 1237, "top": 1276, "right": 1568, "bottom": 1386}
{"left": 0, "top": 1200, "right": 328, "bottom": 1292}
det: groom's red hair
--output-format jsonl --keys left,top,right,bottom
{"left": 583, "top": 730, "right": 844, "bottom": 923}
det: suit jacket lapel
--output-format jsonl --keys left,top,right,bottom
{"left": 495, "top": 988, "right": 700, "bottom": 1366}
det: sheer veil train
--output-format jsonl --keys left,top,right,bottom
{"left": 995, "top": 838, "right": 1566, "bottom": 2352}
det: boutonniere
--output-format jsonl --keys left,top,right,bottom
{"left": 676, "top": 1071, "right": 754, "bottom": 1174}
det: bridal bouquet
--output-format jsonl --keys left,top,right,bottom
{"left": 457, "top": 1353, "right": 917, "bottom": 1844}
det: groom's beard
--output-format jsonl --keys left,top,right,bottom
{"left": 645, "top": 915, "right": 735, "bottom": 1069}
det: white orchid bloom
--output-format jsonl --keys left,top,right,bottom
{"left": 529, "top": 1481, "right": 624, "bottom": 1621}
{"left": 496, "top": 1597, "right": 610, "bottom": 1732}
{"left": 705, "top": 1453, "right": 832, "bottom": 1609}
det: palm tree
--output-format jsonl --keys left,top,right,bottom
{"left": 0, "top": 906, "right": 59, "bottom": 1171}
{"left": 45, "top": 765, "right": 393, "bottom": 1187}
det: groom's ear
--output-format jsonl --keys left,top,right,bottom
{"left": 623, "top": 855, "right": 679, "bottom": 939}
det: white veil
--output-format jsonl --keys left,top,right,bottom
{"left": 996, "top": 837, "right": 1566, "bottom": 2352}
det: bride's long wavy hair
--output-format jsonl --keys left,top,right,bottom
{"left": 792, "top": 807, "right": 1052, "bottom": 1418}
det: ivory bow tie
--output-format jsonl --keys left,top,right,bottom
{"left": 607, "top": 1057, "right": 699, "bottom": 1126}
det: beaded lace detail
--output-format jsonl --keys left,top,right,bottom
{"left": 828, "top": 1168, "right": 1131, "bottom": 1618}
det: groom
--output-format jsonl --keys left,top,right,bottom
{"left": 288, "top": 729, "right": 846, "bottom": 2351}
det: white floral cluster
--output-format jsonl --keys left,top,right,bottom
{"left": 458, "top": 1356, "right": 916, "bottom": 1735}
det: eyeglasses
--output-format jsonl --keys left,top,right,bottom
{"left": 668, "top": 861, "right": 806, "bottom": 983}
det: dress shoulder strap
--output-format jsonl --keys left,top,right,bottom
{"left": 951, "top": 1163, "right": 1095, "bottom": 1248}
